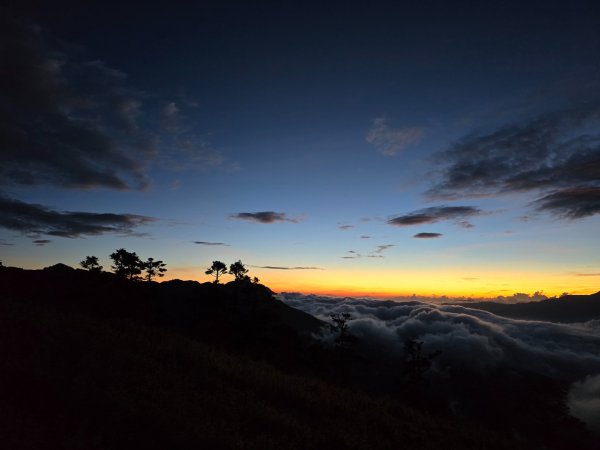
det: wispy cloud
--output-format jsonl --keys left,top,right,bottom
{"left": 360, "top": 235, "right": 371, "bottom": 239}
{"left": 192, "top": 241, "right": 230, "bottom": 246}
{"left": 342, "top": 244, "right": 394, "bottom": 259}
{"left": 388, "top": 206, "right": 482, "bottom": 228}
{"left": 373, "top": 244, "right": 394, "bottom": 254}
{"left": 414, "top": 232, "right": 443, "bottom": 239}
{"left": 230, "top": 211, "right": 300, "bottom": 224}
{"left": 366, "top": 117, "right": 425, "bottom": 156}
{"left": 0, "top": 195, "right": 156, "bottom": 238}
{"left": 338, "top": 224, "right": 354, "bottom": 230}
{"left": 33, "top": 239, "right": 52, "bottom": 246}
{"left": 160, "top": 102, "right": 181, "bottom": 132}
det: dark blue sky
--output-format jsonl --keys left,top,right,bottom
{"left": 1, "top": 1, "right": 599, "bottom": 296}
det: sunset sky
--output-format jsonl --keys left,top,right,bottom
{"left": 1, "top": 1, "right": 599, "bottom": 298}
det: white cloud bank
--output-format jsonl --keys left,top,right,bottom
{"left": 280, "top": 294, "right": 600, "bottom": 380}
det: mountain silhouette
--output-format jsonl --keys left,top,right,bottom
{"left": 464, "top": 292, "right": 600, "bottom": 323}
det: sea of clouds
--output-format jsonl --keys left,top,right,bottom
{"left": 279, "top": 293, "right": 600, "bottom": 431}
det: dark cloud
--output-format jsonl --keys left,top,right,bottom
{"left": 388, "top": 206, "right": 482, "bottom": 228}
{"left": 0, "top": 195, "right": 156, "bottom": 238}
{"left": 414, "top": 232, "right": 442, "bottom": 238}
{"left": 192, "top": 241, "right": 229, "bottom": 246}
{"left": 360, "top": 235, "right": 371, "bottom": 239}
{"left": 0, "top": 15, "right": 158, "bottom": 190}
{"left": 374, "top": 244, "right": 394, "bottom": 254}
{"left": 33, "top": 239, "right": 51, "bottom": 246}
{"left": 252, "top": 266, "right": 324, "bottom": 270}
{"left": 533, "top": 187, "right": 600, "bottom": 219}
{"left": 427, "top": 101, "right": 600, "bottom": 219}
{"left": 281, "top": 294, "right": 600, "bottom": 380}
{"left": 230, "top": 211, "right": 299, "bottom": 224}
{"left": 338, "top": 225, "right": 354, "bottom": 230}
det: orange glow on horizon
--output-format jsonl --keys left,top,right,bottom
{"left": 163, "top": 265, "right": 600, "bottom": 299}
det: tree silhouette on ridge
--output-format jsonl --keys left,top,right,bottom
{"left": 143, "top": 257, "right": 167, "bottom": 282}
{"left": 205, "top": 261, "right": 228, "bottom": 283}
{"left": 229, "top": 260, "right": 249, "bottom": 282}
{"left": 80, "top": 255, "right": 103, "bottom": 272}
{"left": 110, "top": 249, "right": 143, "bottom": 280}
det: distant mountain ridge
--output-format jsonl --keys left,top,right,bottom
{"left": 461, "top": 292, "right": 600, "bottom": 323}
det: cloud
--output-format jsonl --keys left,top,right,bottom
{"left": 159, "top": 135, "right": 226, "bottom": 171}
{"left": 568, "top": 374, "right": 600, "bottom": 434}
{"left": 0, "top": 14, "right": 230, "bottom": 193}
{"left": 533, "top": 187, "right": 600, "bottom": 219}
{"left": 192, "top": 241, "right": 229, "bottom": 246}
{"left": 252, "top": 266, "right": 324, "bottom": 270}
{"left": 576, "top": 273, "right": 600, "bottom": 277}
{"left": 388, "top": 206, "right": 482, "bottom": 228}
{"left": 427, "top": 101, "right": 600, "bottom": 219}
{"left": 342, "top": 245, "right": 394, "bottom": 259}
{"left": 338, "top": 225, "right": 354, "bottom": 230}
{"left": 33, "top": 239, "right": 51, "bottom": 246}
{"left": 280, "top": 294, "right": 600, "bottom": 380}
{"left": 0, "top": 195, "right": 156, "bottom": 238}
{"left": 0, "top": 14, "right": 158, "bottom": 190}
{"left": 414, "top": 232, "right": 442, "bottom": 238}
{"left": 373, "top": 244, "right": 394, "bottom": 254}
{"left": 366, "top": 118, "right": 425, "bottom": 156}
{"left": 160, "top": 102, "right": 181, "bottom": 132}
{"left": 360, "top": 235, "right": 371, "bottom": 239}
{"left": 230, "top": 211, "right": 299, "bottom": 224}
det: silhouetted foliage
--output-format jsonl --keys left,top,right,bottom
{"left": 110, "top": 248, "right": 143, "bottom": 280}
{"left": 252, "top": 276, "right": 260, "bottom": 284}
{"left": 229, "top": 260, "right": 249, "bottom": 282}
{"left": 403, "top": 339, "right": 441, "bottom": 385}
{"left": 205, "top": 260, "right": 228, "bottom": 283}
{"left": 329, "top": 313, "right": 358, "bottom": 348}
{"left": 143, "top": 257, "right": 167, "bottom": 282}
{"left": 80, "top": 255, "right": 103, "bottom": 272}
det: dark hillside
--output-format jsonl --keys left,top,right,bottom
{"left": 0, "top": 295, "right": 520, "bottom": 450}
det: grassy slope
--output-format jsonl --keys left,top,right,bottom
{"left": 0, "top": 297, "right": 520, "bottom": 450}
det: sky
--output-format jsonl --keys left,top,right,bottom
{"left": 1, "top": 0, "right": 599, "bottom": 298}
